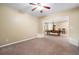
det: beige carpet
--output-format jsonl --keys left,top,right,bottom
{"left": 0, "top": 35, "right": 79, "bottom": 55}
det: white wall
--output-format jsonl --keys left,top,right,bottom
{"left": 0, "top": 5, "right": 39, "bottom": 46}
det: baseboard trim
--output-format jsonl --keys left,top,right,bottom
{"left": 69, "top": 37, "right": 79, "bottom": 47}
{"left": 0, "top": 36, "right": 37, "bottom": 48}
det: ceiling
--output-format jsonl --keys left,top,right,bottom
{"left": 1, "top": 3, "right": 79, "bottom": 16}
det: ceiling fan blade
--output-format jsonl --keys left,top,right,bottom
{"left": 29, "top": 3, "right": 36, "bottom": 5}
{"left": 43, "top": 6, "right": 51, "bottom": 9}
{"left": 32, "top": 7, "right": 37, "bottom": 11}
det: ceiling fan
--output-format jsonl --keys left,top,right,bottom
{"left": 29, "top": 3, "right": 51, "bottom": 13}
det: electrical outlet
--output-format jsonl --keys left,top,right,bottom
{"left": 70, "top": 27, "right": 73, "bottom": 29}
{"left": 6, "top": 39, "right": 9, "bottom": 42}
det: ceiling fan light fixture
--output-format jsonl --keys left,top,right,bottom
{"left": 29, "top": 3, "right": 51, "bottom": 13}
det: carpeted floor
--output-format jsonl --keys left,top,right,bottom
{"left": 0, "top": 35, "right": 79, "bottom": 55}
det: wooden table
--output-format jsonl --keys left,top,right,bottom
{"left": 45, "top": 30, "right": 61, "bottom": 36}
